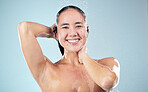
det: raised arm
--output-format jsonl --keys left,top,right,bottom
{"left": 82, "top": 55, "right": 120, "bottom": 91}
{"left": 18, "top": 21, "right": 56, "bottom": 80}
{"left": 78, "top": 46, "right": 120, "bottom": 91}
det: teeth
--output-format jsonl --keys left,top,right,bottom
{"left": 68, "top": 39, "right": 79, "bottom": 43}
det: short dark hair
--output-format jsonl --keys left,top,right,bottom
{"left": 56, "top": 5, "right": 86, "bottom": 56}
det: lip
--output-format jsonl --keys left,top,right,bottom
{"left": 66, "top": 38, "right": 80, "bottom": 45}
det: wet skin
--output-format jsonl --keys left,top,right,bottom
{"left": 38, "top": 57, "right": 108, "bottom": 92}
{"left": 18, "top": 8, "right": 119, "bottom": 92}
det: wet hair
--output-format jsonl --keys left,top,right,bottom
{"left": 56, "top": 5, "right": 86, "bottom": 24}
{"left": 56, "top": 5, "right": 86, "bottom": 56}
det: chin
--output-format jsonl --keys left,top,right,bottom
{"left": 66, "top": 47, "right": 82, "bottom": 53}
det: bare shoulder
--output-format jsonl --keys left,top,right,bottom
{"left": 95, "top": 57, "right": 120, "bottom": 78}
{"left": 95, "top": 57, "right": 120, "bottom": 70}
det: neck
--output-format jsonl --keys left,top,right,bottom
{"left": 63, "top": 50, "right": 80, "bottom": 66}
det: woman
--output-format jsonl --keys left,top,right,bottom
{"left": 18, "top": 5, "right": 120, "bottom": 92}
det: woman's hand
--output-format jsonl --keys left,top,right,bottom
{"left": 49, "top": 24, "right": 57, "bottom": 39}
{"left": 37, "top": 24, "right": 57, "bottom": 39}
{"left": 78, "top": 44, "right": 87, "bottom": 64}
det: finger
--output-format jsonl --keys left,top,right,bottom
{"left": 50, "top": 24, "right": 56, "bottom": 31}
{"left": 51, "top": 24, "right": 56, "bottom": 28}
{"left": 82, "top": 44, "right": 87, "bottom": 53}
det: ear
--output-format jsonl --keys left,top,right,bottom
{"left": 87, "top": 25, "right": 89, "bottom": 33}
{"left": 55, "top": 30, "right": 59, "bottom": 40}
{"left": 86, "top": 25, "right": 89, "bottom": 38}
{"left": 53, "top": 25, "right": 59, "bottom": 40}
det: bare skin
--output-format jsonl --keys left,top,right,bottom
{"left": 18, "top": 9, "right": 120, "bottom": 92}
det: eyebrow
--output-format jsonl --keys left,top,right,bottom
{"left": 60, "top": 23, "right": 69, "bottom": 27}
{"left": 75, "top": 22, "right": 83, "bottom": 25}
{"left": 60, "top": 22, "right": 83, "bottom": 27}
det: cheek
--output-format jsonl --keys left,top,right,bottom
{"left": 58, "top": 31, "right": 68, "bottom": 47}
{"left": 58, "top": 31, "right": 66, "bottom": 40}
{"left": 79, "top": 30, "right": 87, "bottom": 38}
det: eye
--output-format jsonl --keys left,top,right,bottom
{"left": 62, "top": 26, "right": 69, "bottom": 29}
{"left": 76, "top": 25, "right": 82, "bottom": 28}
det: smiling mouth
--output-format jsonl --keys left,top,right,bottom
{"left": 66, "top": 38, "right": 80, "bottom": 45}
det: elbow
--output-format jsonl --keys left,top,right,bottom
{"left": 100, "top": 72, "right": 118, "bottom": 91}
{"left": 18, "top": 21, "right": 29, "bottom": 34}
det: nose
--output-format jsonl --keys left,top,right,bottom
{"left": 69, "top": 27, "right": 78, "bottom": 37}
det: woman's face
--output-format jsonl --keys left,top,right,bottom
{"left": 57, "top": 8, "right": 88, "bottom": 53}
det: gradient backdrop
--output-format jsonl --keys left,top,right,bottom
{"left": 0, "top": 0, "right": 148, "bottom": 92}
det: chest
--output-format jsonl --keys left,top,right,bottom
{"left": 60, "top": 66, "right": 91, "bottom": 83}
{"left": 57, "top": 66, "right": 101, "bottom": 92}
{"left": 40, "top": 65, "right": 105, "bottom": 92}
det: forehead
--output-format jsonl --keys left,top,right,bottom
{"left": 58, "top": 9, "right": 85, "bottom": 25}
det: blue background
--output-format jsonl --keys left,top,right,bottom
{"left": 0, "top": 0, "right": 148, "bottom": 92}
